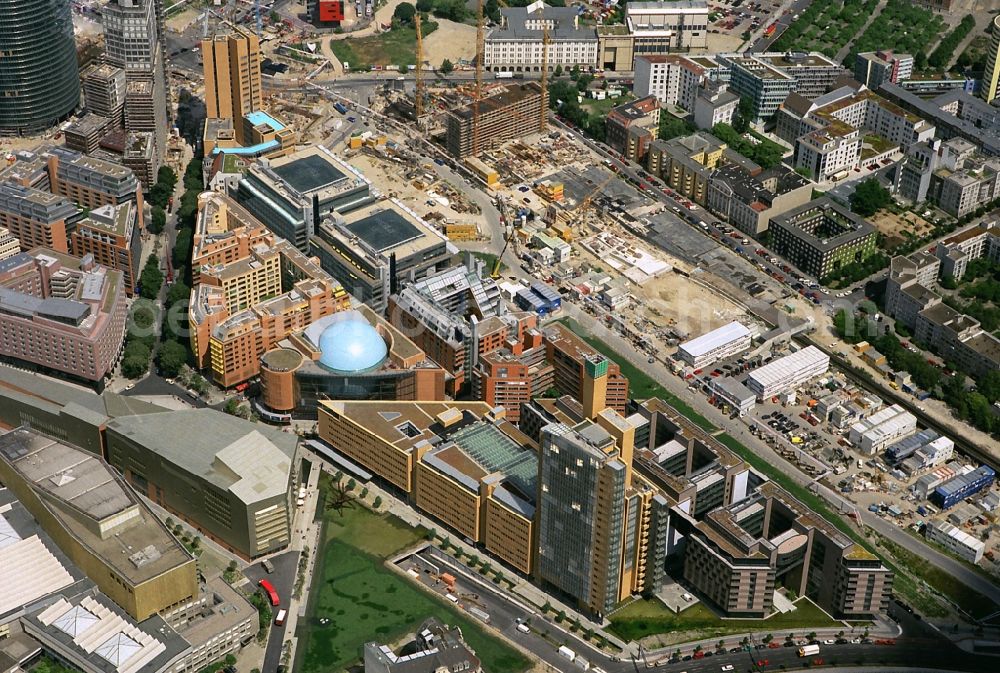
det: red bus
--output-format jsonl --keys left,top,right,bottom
{"left": 258, "top": 579, "right": 279, "bottom": 606}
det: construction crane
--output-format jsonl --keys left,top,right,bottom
{"left": 564, "top": 173, "right": 612, "bottom": 233}
{"left": 473, "top": 0, "right": 485, "bottom": 155}
{"left": 539, "top": 14, "right": 549, "bottom": 132}
{"left": 491, "top": 227, "right": 517, "bottom": 279}
{"left": 415, "top": 12, "right": 424, "bottom": 121}
{"left": 468, "top": 0, "right": 548, "bottom": 155}
{"left": 490, "top": 196, "right": 516, "bottom": 279}
{"left": 255, "top": 0, "right": 262, "bottom": 35}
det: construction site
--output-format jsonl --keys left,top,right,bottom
{"left": 190, "top": 0, "right": 756, "bottom": 365}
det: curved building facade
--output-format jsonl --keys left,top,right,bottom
{"left": 257, "top": 308, "right": 446, "bottom": 421}
{"left": 0, "top": 0, "right": 80, "bottom": 135}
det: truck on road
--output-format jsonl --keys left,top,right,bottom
{"left": 798, "top": 644, "right": 820, "bottom": 657}
{"left": 558, "top": 646, "right": 576, "bottom": 662}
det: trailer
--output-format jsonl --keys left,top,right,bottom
{"left": 558, "top": 646, "right": 576, "bottom": 662}
{"left": 468, "top": 606, "right": 490, "bottom": 623}
{"left": 798, "top": 644, "right": 820, "bottom": 657}
{"left": 334, "top": 102, "right": 348, "bottom": 114}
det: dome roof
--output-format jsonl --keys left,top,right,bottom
{"left": 316, "top": 312, "right": 388, "bottom": 373}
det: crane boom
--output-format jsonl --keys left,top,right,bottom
{"left": 473, "top": 0, "right": 485, "bottom": 155}
{"left": 540, "top": 20, "right": 549, "bottom": 132}
{"left": 415, "top": 12, "right": 424, "bottom": 121}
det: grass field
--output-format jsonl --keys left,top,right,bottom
{"left": 295, "top": 483, "right": 530, "bottom": 673}
{"left": 879, "top": 538, "right": 999, "bottom": 620}
{"left": 580, "top": 93, "right": 632, "bottom": 117}
{"left": 609, "top": 597, "right": 842, "bottom": 643}
{"left": 329, "top": 22, "right": 438, "bottom": 70}
{"left": 556, "top": 317, "right": 717, "bottom": 431}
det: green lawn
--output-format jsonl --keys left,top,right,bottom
{"left": 580, "top": 93, "right": 632, "bottom": 117}
{"left": 296, "top": 484, "right": 530, "bottom": 673}
{"left": 878, "top": 538, "right": 1000, "bottom": 620}
{"left": 329, "top": 22, "right": 438, "bottom": 70}
{"left": 610, "top": 597, "right": 842, "bottom": 643}
{"left": 556, "top": 317, "right": 717, "bottom": 431}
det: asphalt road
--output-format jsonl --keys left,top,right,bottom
{"left": 545, "top": 115, "right": 866, "bottom": 304}
{"left": 414, "top": 547, "right": 999, "bottom": 673}
{"left": 485, "top": 118, "right": 1000, "bottom": 631}
{"left": 243, "top": 550, "right": 301, "bottom": 673}
{"left": 748, "top": 0, "right": 815, "bottom": 52}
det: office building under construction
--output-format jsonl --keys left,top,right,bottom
{"left": 446, "top": 82, "right": 548, "bottom": 158}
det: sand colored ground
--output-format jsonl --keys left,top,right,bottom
{"left": 422, "top": 20, "right": 477, "bottom": 66}
{"left": 869, "top": 210, "right": 935, "bottom": 250}
{"left": 572, "top": 235, "right": 748, "bottom": 337}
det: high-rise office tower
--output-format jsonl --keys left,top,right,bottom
{"left": 983, "top": 15, "right": 1000, "bottom": 103}
{"left": 102, "top": 0, "right": 168, "bottom": 165}
{"left": 537, "top": 422, "right": 628, "bottom": 617}
{"left": 202, "top": 27, "right": 264, "bottom": 143}
{"left": 82, "top": 63, "right": 128, "bottom": 125}
{"left": 536, "top": 414, "right": 668, "bottom": 618}
{"left": 0, "top": 0, "right": 80, "bottom": 135}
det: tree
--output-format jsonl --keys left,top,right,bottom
{"left": 122, "top": 352, "right": 150, "bottom": 379}
{"left": 416, "top": 0, "right": 433, "bottom": 10}
{"left": 157, "top": 166, "right": 177, "bottom": 191}
{"left": 173, "top": 228, "right": 193, "bottom": 268}
{"left": 733, "top": 96, "right": 754, "bottom": 132}
{"left": 149, "top": 206, "right": 166, "bottom": 234}
{"left": 373, "top": 495, "right": 382, "bottom": 508}
{"left": 346, "top": 478, "right": 356, "bottom": 491}
{"left": 659, "top": 115, "right": 692, "bottom": 141}
{"left": 224, "top": 397, "right": 242, "bottom": 416}
{"left": 554, "top": 64, "right": 563, "bottom": 77}
{"left": 850, "top": 178, "right": 892, "bottom": 216}
{"left": 270, "top": 10, "right": 280, "bottom": 22}
{"left": 149, "top": 181, "right": 172, "bottom": 209}
{"left": 166, "top": 280, "right": 190, "bottom": 307}
{"left": 570, "top": 64, "right": 581, "bottom": 81}
{"left": 439, "top": 58, "right": 454, "bottom": 74}
{"left": 139, "top": 256, "right": 164, "bottom": 300}
{"left": 393, "top": 1, "right": 416, "bottom": 25}
{"left": 157, "top": 340, "right": 188, "bottom": 378}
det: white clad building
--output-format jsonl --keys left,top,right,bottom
{"left": 484, "top": 1, "right": 598, "bottom": 73}
{"left": 746, "top": 346, "right": 829, "bottom": 399}
{"left": 917, "top": 436, "right": 955, "bottom": 468}
{"left": 0, "top": 226, "right": 20, "bottom": 261}
{"left": 849, "top": 404, "right": 917, "bottom": 454}
{"left": 709, "top": 377, "right": 756, "bottom": 416}
{"left": 677, "top": 320, "right": 752, "bottom": 369}
{"left": 627, "top": 1, "right": 709, "bottom": 51}
{"left": 634, "top": 55, "right": 710, "bottom": 110}
{"left": 926, "top": 520, "right": 985, "bottom": 563}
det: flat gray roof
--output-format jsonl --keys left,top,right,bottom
{"left": 107, "top": 409, "right": 297, "bottom": 504}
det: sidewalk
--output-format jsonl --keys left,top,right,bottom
{"left": 351, "top": 470, "right": 632, "bottom": 655}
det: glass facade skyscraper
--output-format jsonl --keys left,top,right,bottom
{"left": 0, "top": 0, "right": 80, "bottom": 135}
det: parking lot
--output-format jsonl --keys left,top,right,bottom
{"left": 673, "top": 340, "right": 1000, "bottom": 579}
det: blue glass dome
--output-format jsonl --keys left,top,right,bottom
{"left": 316, "top": 315, "right": 388, "bottom": 373}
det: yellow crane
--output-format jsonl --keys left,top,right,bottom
{"left": 471, "top": 0, "right": 548, "bottom": 155}
{"left": 473, "top": 0, "right": 485, "bottom": 154}
{"left": 415, "top": 12, "right": 424, "bottom": 121}
{"left": 566, "top": 173, "right": 613, "bottom": 231}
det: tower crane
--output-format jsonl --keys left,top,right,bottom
{"left": 473, "top": 0, "right": 485, "bottom": 154}
{"left": 471, "top": 0, "right": 548, "bottom": 155}
{"left": 415, "top": 12, "right": 424, "bottom": 121}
